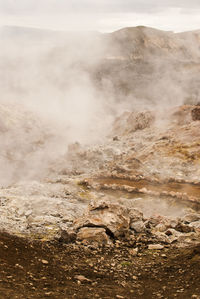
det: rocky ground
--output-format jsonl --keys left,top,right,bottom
{"left": 2, "top": 105, "right": 200, "bottom": 240}
{"left": 1, "top": 25, "right": 200, "bottom": 298}
{"left": 0, "top": 104, "right": 200, "bottom": 297}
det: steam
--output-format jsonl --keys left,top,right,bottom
{"left": 0, "top": 28, "right": 115, "bottom": 185}
{"left": 0, "top": 25, "right": 200, "bottom": 185}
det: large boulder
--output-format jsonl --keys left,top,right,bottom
{"left": 73, "top": 200, "right": 130, "bottom": 238}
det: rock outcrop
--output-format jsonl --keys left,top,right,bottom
{"left": 73, "top": 200, "right": 130, "bottom": 240}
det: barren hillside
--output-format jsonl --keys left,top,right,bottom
{"left": 0, "top": 26, "right": 200, "bottom": 298}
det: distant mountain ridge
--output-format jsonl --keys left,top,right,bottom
{"left": 1, "top": 24, "right": 200, "bottom": 39}
{"left": 1, "top": 24, "right": 199, "bottom": 59}
{"left": 0, "top": 25, "right": 200, "bottom": 106}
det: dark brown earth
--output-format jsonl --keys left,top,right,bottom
{"left": 0, "top": 233, "right": 200, "bottom": 299}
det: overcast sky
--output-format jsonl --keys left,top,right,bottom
{"left": 0, "top": 0, "right": 200, "bottom": 32}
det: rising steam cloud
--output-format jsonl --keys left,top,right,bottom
{"left": 0, "top": 25, "right": 200, "bottom": 185}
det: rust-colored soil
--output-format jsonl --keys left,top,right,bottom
{"left": 95, "top": 178, "right": 200, "bottom": 199}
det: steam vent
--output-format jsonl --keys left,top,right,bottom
{"left": 0, "top": 23, "right": 200, "bottom": 298}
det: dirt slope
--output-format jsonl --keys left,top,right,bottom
{"left": 0, "top": 233, "right": 199, "bottom": 299}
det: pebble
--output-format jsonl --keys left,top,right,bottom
{"left": 45, "top": 292, "right": 53, "bottom": 296}
{"left": 25, "top": 210, "right": 33, "bottom": 217}
{"left": 41, "top": 259, "right": 49, "bottom": 265}
{"left": 132, "top": 276, "right": 137, "bottom": 280}
{"left": 15, "top": 263, "right": 23, "bottom": 269}
{"left": 129, "top": 248, "right": 138, "bottom": 256}
{"left": 74, "top": 275, "right": 91, "bottom": 282}
{"left": 130, "top": 221, "right": 146, "bottom": 233}
{"left": 148, "top": 244, "right": 164, "bottom": 250}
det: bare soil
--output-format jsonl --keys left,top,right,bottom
{"left": 0, "top": 233, "right": 200, "bottom": 298}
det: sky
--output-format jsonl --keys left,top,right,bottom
{"left": 0, "top": 0, "right": 200, "bottom": 32}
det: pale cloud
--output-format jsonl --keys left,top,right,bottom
{"left": 98, "top": 9, "right": 200, "bottom": 33}
{"left": 0, "top": 0, "right": 200, "bottom": 32}
{"left": 1, "top": 0, "right": 200, "bottom": 14}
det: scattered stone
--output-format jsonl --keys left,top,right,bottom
{"left": 129, "top": 248, "right": 138, "bottom": 256}
{"left": 15, "top": 263, "right": 23, "bottom": 269}
{"left": 176, "top": 232, "right": 198, "bottom": 244}
{"left": 129, "top": 209, "right": 143, "bottom": 222}
{"left": 148, "top": 244, "right": 164, "bottom": 250}
{"left": 183, "top": 213, "right": 200, "bottom": 223}
{"left": 77, "top": 227, "right": 111, "bottom": 245}
{"left": 175, "top": 223, "right": 193, "bottom": 233}
{"left": 153, "top": 232, "right": 170, "bottom": 244}
{"left": 130, "top": 221, "right": 146, "bottom": 233}
{"left": 132, "top": 276, "right": 137, "bottom": 280}
{"left": 41, "top": 260, "right": 49, "bottom": 265}
{"left": 165, "top": 229, "right": 182, "bottom": 243}
{"left": 44, "top": 292, "right": 53, "bottom": 296}
{"left": 60, "top": 229, "right": 77, "bottom": 243}
{"left": 189, "top": 221, "right": 200, "bottom": 232}
{"left": 155, "top": 223, "right": 167, "bottom": 232}
{"left": 25, "top": 210, "right": 33, "bottom": 217}
{"left": 74, "top": 275, "right": 91, "bottom": 282}
{"left": 145, "top": 217, "right": 161, "bottom": 228}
